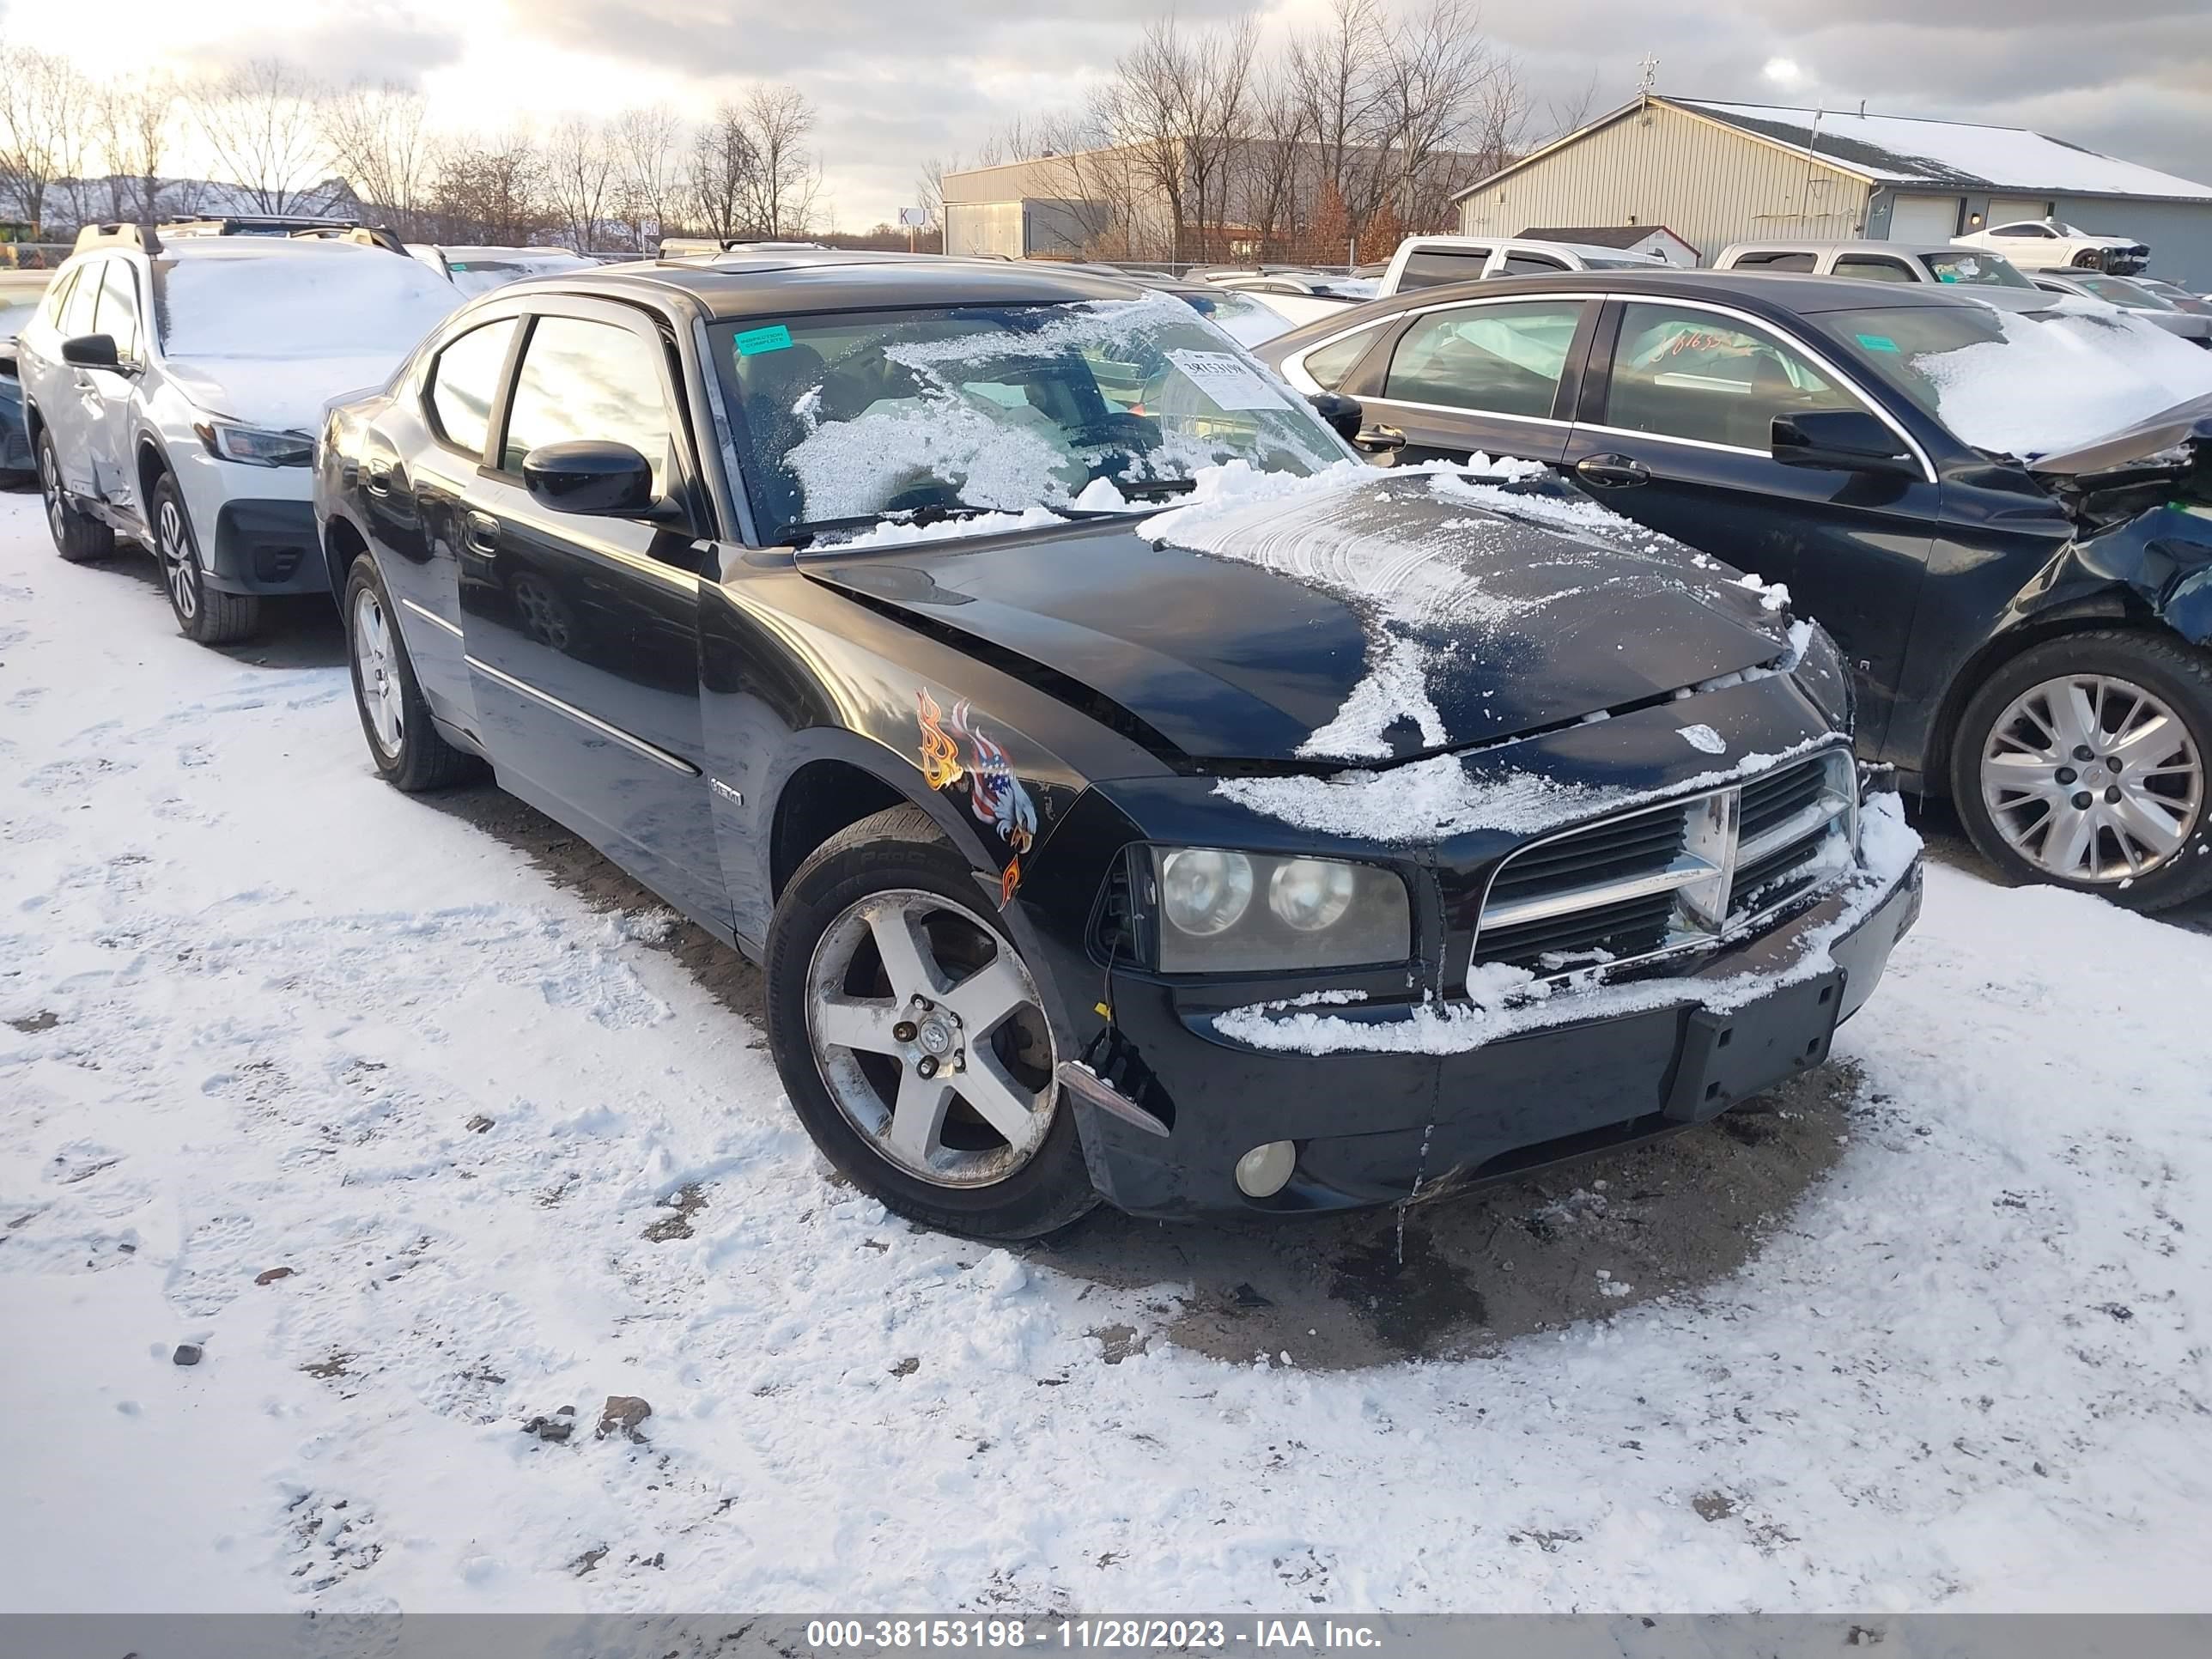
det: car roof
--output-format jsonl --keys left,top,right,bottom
{"left": 489, "top": 250, "right": 1152, "bottom": 319}
{"left": 1721, "top": 240, "right": 1980, "bottom": 258}
{"left": 1367, "top": 267, "right": 2002, "bottom": 315}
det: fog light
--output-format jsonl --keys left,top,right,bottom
{"left": 1234, "top": 1139, "right": 1297, "bottom": 1198}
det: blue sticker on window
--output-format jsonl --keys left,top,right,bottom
{"left": 1935, "top": 271, "right": 1958, "bottom": 282}
{"left": 1856, "top": 333, "right": 1901, "bottom": 353}
{"left": 734, "top": 324, "right": 793, "bottom": 356}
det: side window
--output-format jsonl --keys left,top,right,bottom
{"left": 1991, "top": 223, "right": 2050, "bottom": 239}
{"left": 501, "top": 315, "right": 673, "bottom": 492}
{"left": 1382, "top": 301, "right": 1583, "bottom": 418}
{"left": 92, "top": 261, "right": 142, "bottom": 361}
{"left": 1736, "top": 251, "right": 1816, "bottom": 271}
{"left": 1498, "top": 252, "right": 1567, "bottom": 275}
{"left": 1300, "top": 325, "right": 1383, "bottom": 391}
{"left": 1396, "top": 249, "right": 1490, "bottom": 290}
{"left": 58, "top": 262, "right": 100, "bottom": 337}
{"left": 42, "top": 267, "right": 82, "bottom": 327}
{"left": 1605, "top": 302, "right": 1863, "bottom": 450}
{"left": 425, "top": 318, "right": 519, "bottom": 459}
{"left": 1834, "top": 256, "right": 1916, "bottom": 283}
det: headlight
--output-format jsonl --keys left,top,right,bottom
{"left": 1145, "top": 847, "right": 1409, "bottom": 973}
{"left": 194, "top": 420, "right": 313, "bottom": 467}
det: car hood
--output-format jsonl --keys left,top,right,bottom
{"left": 801, "top": 471, "right": 1800, "bottom": 767}
{"left": 162, "top": 354, "right": 405, "bottom": 434}
{"left": 2028, "top": 392, "right": 2212, "bottom": 479}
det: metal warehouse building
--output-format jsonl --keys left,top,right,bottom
{"left": 1453, "top": 94, "right": 2212, "bottom": 285}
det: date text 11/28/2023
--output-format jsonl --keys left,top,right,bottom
{"left": 801, "top": 1619, "right": 1386, "bottom": 1650}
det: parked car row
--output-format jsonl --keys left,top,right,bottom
{"left": 16, "top": 234, "right": 2210, "bottom": 1242}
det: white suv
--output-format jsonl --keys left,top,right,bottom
{"left": 19, "top": 227, "right": 457, "bottom": 643}
{"left": 1376, "top": 235, "right": 1666, "bottom": 296}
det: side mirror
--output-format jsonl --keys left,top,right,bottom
{"left": 521, "top": 440, "right": 658, "bottom": 517}
{"left": 1307, "top": 390, "right": 1364, "bottom": 444}
{"left": 1771, "top": 410, "right": 1917, "bottom": 477}
{"left": 60, "top": 333, "right": 120, "bottom": 371}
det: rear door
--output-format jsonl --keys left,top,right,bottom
{"left": 1561, "top": 297, "right": 1944, "bottom": 753}
{"left": 459, "top": 297, "right": 725, "bottom": 921}
{"left": 1346, "top": 295, "right": 1594, "bottom": 466}
{"left": 83, "top": 258, "right": 146, "bottom": 510}
{"left": 37, "top": 261, "right": 103, "bottom": 494}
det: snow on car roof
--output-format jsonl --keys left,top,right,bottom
{"left": 1676, "top": 99, "right": 2212, "bottom": 202}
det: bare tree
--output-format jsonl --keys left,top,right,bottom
{"left": 321, "top": 84, "right": 435, "bottom": 237}
{"left": 428, "top": 134, "right": 547, "bottom": 245}
{"left": 689, "top": 102, "right": 756, "bottom": 243}
{"left": 916, "top": 153, "right": 957, "bottom": 232}
{"left": 1285, "top": 0, "right": 1391, "bottom": 229}
{"left": 544, "top": 114, "right": 617, "bottom": 252}
{"left": 1094, "top": 15, "right": 1259, "bottom": 263}
{"left": 739, "top": 84, "right": 819, "bottom": 238}
{"left": 188, "top": 59, "right": 331, "bottom": 215}
{"left": 94, "top": 72, "right": 177, "bottom": 227}
{"left": 1376, "top": 0, "right": 1512, "bottom": 228}
{"left": 613, "top": 103, "right": 684, "bottom": 252}
{"left": 0, "top": 46, "right": 96, "bottom": 233}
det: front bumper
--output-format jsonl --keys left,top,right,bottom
{"left": 204, "top": 498, "right": 328, "bottom": 595}
{"left": 1071, "top": 857, "right": 1922, "bottom": 1218}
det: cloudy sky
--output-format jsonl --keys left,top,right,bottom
{"left": 3, "top": 0, "right": 2206, "bottom": 226}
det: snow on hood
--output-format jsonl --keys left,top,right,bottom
{"left": 1141, "top": 459, "right": 1792, "bottom": 762}
{"left": 1917, "top": 306, "right": 2212, "bottom": 459}
{"left": 157, "top": 243, "right": 459, "bottom": 433}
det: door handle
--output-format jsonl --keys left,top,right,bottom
{"left": 1574, "top": 453, "right": 1651, "bottom": 489}
{"left": 364, "top": 461, "right": 395, "bottom": 496}
{"left": 1353, "top": 423, "right": 1407, "bottom": 454}
{"left": 462, "top": 510, "right": 501, "bottom": 555}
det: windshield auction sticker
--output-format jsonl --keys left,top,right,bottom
{"left": 1165, "top": 349, "right": 1290, "bottom": 412}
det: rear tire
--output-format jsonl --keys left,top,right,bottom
{"left": 343, "top": 555, "right": 476, "bottom": 793}
{"left": 1950, "top": 630, "right": 2212, "bottom": 911}
{"left": 35, "top": 432, "right": 113, "bottom": 564}
{"left": 151, "top": 471, "right": 259, "bottom": 645}
{"left": 766, "top": 805, "right": 1097, "bottom": 1240}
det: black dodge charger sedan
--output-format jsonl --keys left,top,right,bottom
{"left": 314, "top": 252, "right": 1919, "bottom": 1238}
{"left": 1258, "top": 271, "right": 2212, "bottom": 910}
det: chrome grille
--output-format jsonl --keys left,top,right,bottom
{"left": 1472, "top": 748, "right": 1857, "bottom": 977}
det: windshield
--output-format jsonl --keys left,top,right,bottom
{"left": 1822, "top": 302, "right": 2212, "bottom": 458}
{"left": 2069, "top": 275, "right": 2173, "bottom": 311}
{"left": 156, "top": 249, "right": 459, "bottom": 360}
{"left": 1918, "top": 250, "right": 2032, "bottom": 289}
{"left": 714, "top": 293, "right": 1347, "bottom": 544}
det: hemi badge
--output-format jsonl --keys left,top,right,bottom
{"left": 709, "top": 779, "right": 744, "bottom": 805}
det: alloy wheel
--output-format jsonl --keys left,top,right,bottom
{"left": 351, "top": 587, "right": 404, "bottom": 756}
{"left": 39, "top": 444, "right": 66, "bottom": 549}
{"left": 157, "top": 498, "right": 198, "bottom": 622}
{"left": 1980, "top": 672, "right": 2204, "bottom": 883}
{"left": 805, "top": 889, "right": 1057, "bottom": 1188}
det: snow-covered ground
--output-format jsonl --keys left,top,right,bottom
{"left": 3, "top": 490, "right": 2209, "bottom": 1613}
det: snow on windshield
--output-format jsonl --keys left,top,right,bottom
{"left": 1915, "top": 307, "right": 2212, "bottom": 458}
{"left": 158, "top": 245, "right": 459, "bottom": 361}
{"left": 728, "top": 290, "right": 1347, "bottom": 541}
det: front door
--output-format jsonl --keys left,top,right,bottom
{"left": 1348, "top": 297, "right": 1591, "bottom": 467}
{"left": 459, "top": 300, "right": 724, "bottom": 922}
{"left": 1562, "top": 299, "right": 1943, "bottom": 756}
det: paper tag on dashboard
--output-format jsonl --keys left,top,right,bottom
{"left": 1165, "top": 349, "right": 1288, "bottom": 412}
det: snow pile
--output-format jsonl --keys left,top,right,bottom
{"left": 806, "top": 506, "right": 1069, "bottom": 551}
{"left": 159, "top": 240, "right": 459, "bottom": 362}
{"left": 1214, "top": 795, "right": 1921, "bottom": 1057}
{"left": 1916, "top": 307, "right": 2212, "bottom": 458}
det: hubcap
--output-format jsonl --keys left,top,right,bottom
{"left": 351, "top": 588, "right": 404, "bottom": 756}
{"left": 40, "top": 445, "right": 66, "bottom": 547}
{"left": 805, "top": 889, "right": 1057, "bottom": 1188}
{"left": 1981, "top": 672, "right": 2203, "bottom": 883}
{"left": 158, "top": 499, "right": 198, "bottom": 621}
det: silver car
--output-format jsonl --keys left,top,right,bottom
{"left": 2027, "top": 270, "right": 2212, "bottom": 345}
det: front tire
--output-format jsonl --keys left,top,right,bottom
{"left": 1952, "top": 630, "right": 2212, "bottom": 910}
{"left": 343, "top": 555, "right": 475, "bottom": 793}
{"left": 766, "top": 805, "right": 1097, "bottom": 1240}
{"left": 35, "top": 432, "right": 114, "bottom": 564}
{"left": 150, "top": 471, "right": 259, "bottom": 645}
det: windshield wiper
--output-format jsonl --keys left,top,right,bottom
{"left": 1115, "top": 477, "right": 1200, "bottom": 501}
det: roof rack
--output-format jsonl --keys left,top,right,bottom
{"left": 73, "top": 222, "right": 167, "bottom": 254}
{"left": 159, "top": 216, "right": 408, "bottom": 256}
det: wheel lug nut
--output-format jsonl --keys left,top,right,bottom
{"left": 2071, "top": 792, "right": 2093, "bottom": 810}
{"left": 2056, "top": 766, "right": 2076, "bottom": 785}
{"left": 2106, "top": 757, "right": 2122, "bottom": 771}
{"left": 2105, "top": 786, "right": 2121, "bottom": 804}
{"left": 2074, "top": 745, "right": 2094, "bottom": 762}
{"left": 915, "top": 1055, "right": 939, "bottom": 1079}
{"left": 893, "top": 1021, "right": 917, "bottom": 1042}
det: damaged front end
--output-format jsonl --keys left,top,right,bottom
{"left": 2027, "top": 399, "right": 2212, "bottom": 641}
